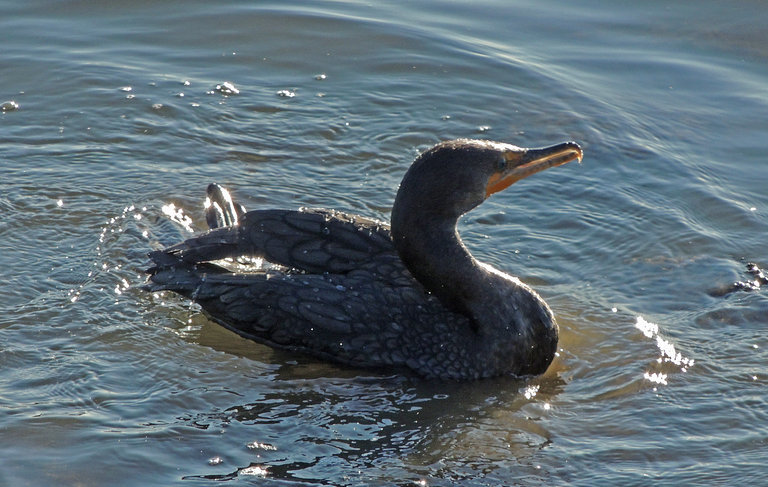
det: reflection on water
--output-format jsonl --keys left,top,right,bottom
{"left": 2, "top": 0, "right": 768, "bottom": 485}
{"left": 634, "top": 316, "right": 694, "bottom": 386}
{"left": 165, "top": 369, "right": 566, "bottom": 484}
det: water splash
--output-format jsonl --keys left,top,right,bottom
{"left": 161, "top": 203, "right": 194, "bottom": 233}
{"left": 63, "top": 204, "right": 155, "bottom": 305}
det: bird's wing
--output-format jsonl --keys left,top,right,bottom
{"left": 147, "top": 263, "right": 427, "bottom": 369}
{"left": 240, "top": 208, "right": 396, "bottom": 274}
{"left": 150, "top": 208, "right": 399, "bottom": 276}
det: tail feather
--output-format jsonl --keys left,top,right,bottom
{"left": 144, "top": 262, "right": 230, "bottom": 295}
{"left": 144, "top": 263, "right": 200, "bottom": 295}
{"left": 205, "top": 183, "right": 246, "bottom": 229}
{"left": 146, "top": 183, "right": 254, "bottom": 290}
{"left": 151, "top": 225, "right": 242, "bottom": 265}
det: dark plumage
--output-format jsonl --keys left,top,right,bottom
{"left": 146, "top": 139, "right": 582, "bottom": 379}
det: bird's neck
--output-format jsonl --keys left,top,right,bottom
{"left": 391, "top": 194, "right": 559, "bottom": 375}
{"left": 391, "top": 210, "right": 490, "bottom": 325}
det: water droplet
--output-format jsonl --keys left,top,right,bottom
{"left": 215, "top": 81, "right": 240, "bottom": 95}
{"left": 208, "top": 456, "right": 223, "bottom": 466}
{"left": 1, "top": 100, "right": 20, "bottom": 111}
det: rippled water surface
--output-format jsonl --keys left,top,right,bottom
{"left": 2, "top": 0, "right": 768, "bottom": 485}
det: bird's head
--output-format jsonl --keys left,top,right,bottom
{"left": 393, "top": 139, "right": 583, "bottom": 222}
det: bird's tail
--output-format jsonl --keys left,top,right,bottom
{"left": 144, "top": 261, "right": 228, "bottom": 297}
{"left": 205, "top": 183, "right": 246, "bottom": 229}
{"left": 148, "top": 183, "right": 249, "bottom": 267}
{"left": 146, "top": 182, "right": 251, "bottom": 291}
{"left": 147, "top": 225, "right": 242, "bottom": 267}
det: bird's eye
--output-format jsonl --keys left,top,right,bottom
{"left": 496, "top": 157, "right": 507, "bottom": 171}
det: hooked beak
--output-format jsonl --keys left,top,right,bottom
{"left": 485, "top": 141, "right": 583, "bottom": 198}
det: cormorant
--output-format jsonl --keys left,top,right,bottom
{"left": 146, "top": 139, "right": 583, "bottom": 379}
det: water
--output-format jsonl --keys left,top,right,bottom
{"left": 2, "top": 0, "right": 767, "bottom": 485}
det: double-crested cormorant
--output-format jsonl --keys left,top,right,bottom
{"left": 146, "top": 139, "right": 582, "bottom": 379}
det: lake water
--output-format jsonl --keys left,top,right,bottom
{"left": 2, "top": 0, "right": 767, "bottom": 485}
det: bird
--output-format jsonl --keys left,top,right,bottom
{"left": 146, "top": 139, "right": 583, "bottom": 380}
